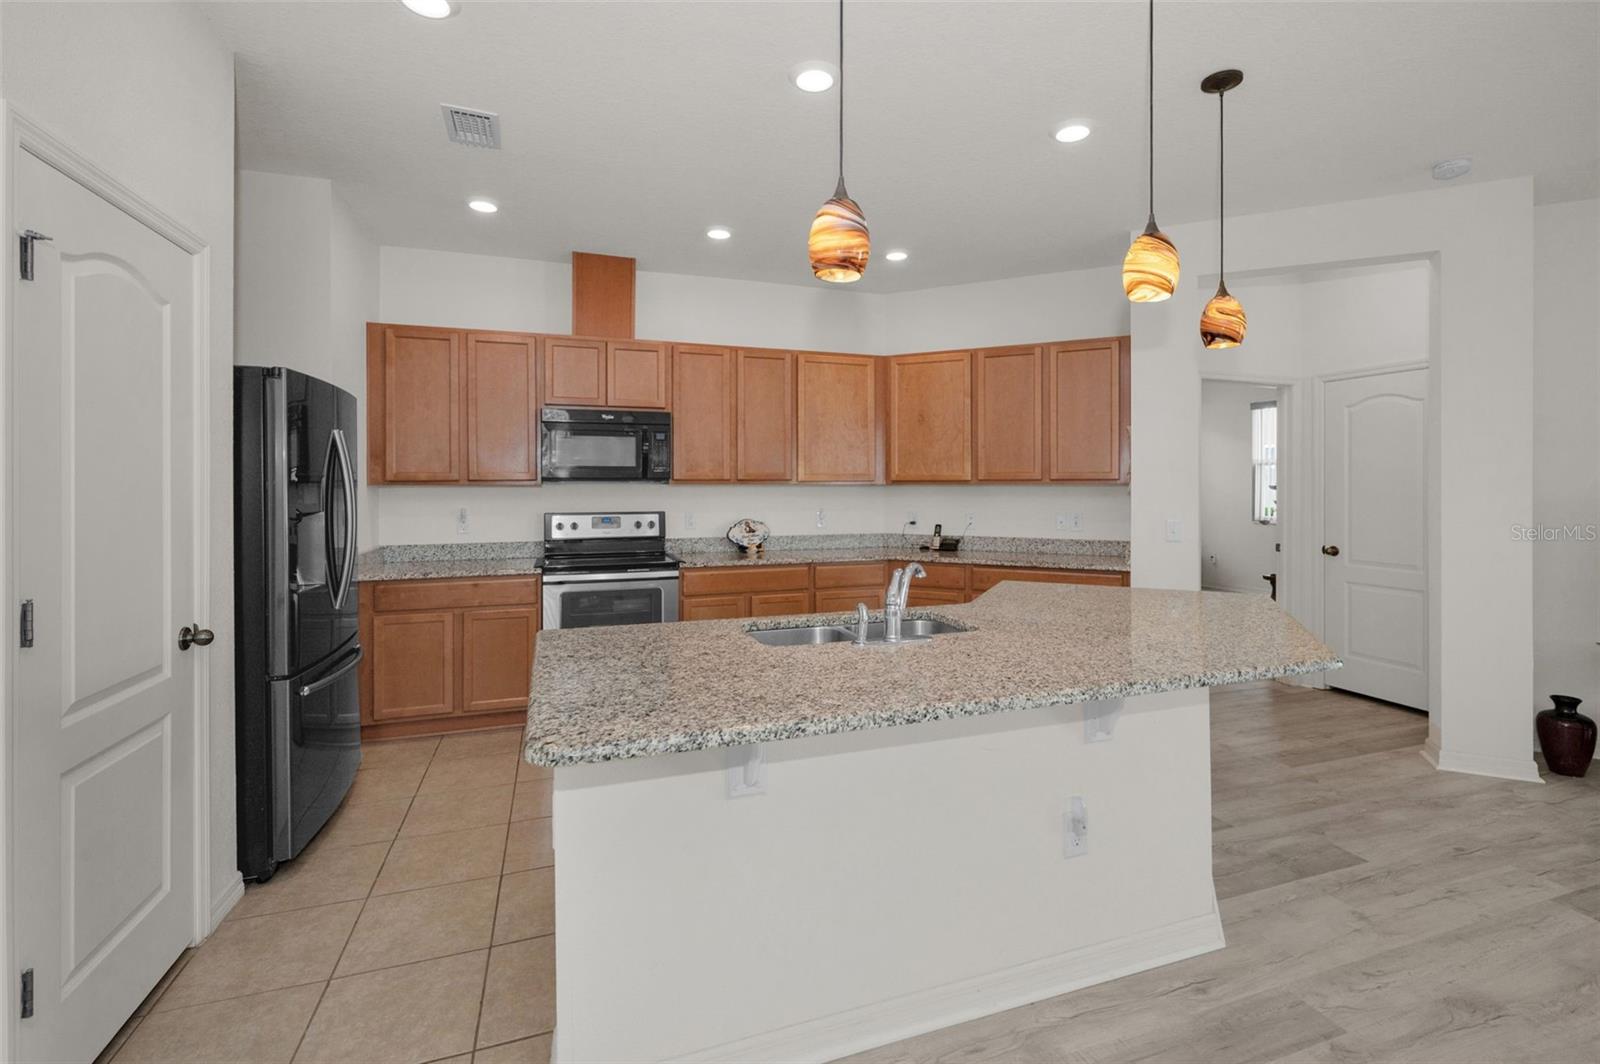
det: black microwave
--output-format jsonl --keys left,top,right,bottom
{"left": 540, "top": 407, "right": 672, "bottom": 482}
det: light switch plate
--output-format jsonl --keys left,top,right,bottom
{"left": 1165, "top": 517, "right": 1182, "bottom": 543}
{"left": 1064, "top": 796, "right": 1088, "bottom": 857}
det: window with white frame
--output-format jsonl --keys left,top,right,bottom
{"left": 1251, "top": 401, "right": 1278, "bottom": 524}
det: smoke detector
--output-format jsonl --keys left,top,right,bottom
{"left": 1431, "top": 157, "right": 1472, "bottom": 181}
{"left": 441, "top": 105, "right": 501, "bottom": 149}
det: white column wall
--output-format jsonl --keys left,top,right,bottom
{"left": 1131, "top": 179, "right": 1537, "bottom": 780}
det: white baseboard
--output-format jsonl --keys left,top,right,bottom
{"left": 673, "top": 908, "right": 1227, "bottom": 1064}
{"left": 207, "top": 873, "right": 244, "bottom": 934}
{"left": 1425, "top": 745, "right": 1544, "bottom": 784}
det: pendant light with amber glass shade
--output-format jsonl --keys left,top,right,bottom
{"left": 809, "top": 0, "right": 869, "bottom": 282}
{"left": 1199, "top": 69, "right": 1246, "bottom": 348}
{"left": 1122, "top": 0, "right": 1178, "bottom": 302}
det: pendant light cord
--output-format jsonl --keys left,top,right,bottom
{"left": 1146, "top": 0, "right": 1155, "bottom": 222}
{"left": 838, "top": 0, "right": 845, "bottom": 187}
{"left": 1218, "top": 87, "right": 1226, "bottom": 282}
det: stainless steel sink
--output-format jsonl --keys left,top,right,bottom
{"left": 747, "top": 618, "right": 968, "bottom": 646}
{"left": 861, "top": 618, "right": 967, "bottom": 640}
{"left": 748, "top": 625, "right": 856, "bottom": 646}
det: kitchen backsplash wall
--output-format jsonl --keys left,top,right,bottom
{"left": 372, "top": 482, "right": 1132, "bottom": 545}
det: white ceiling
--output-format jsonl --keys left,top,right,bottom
{"left": 201, "top": 1, "right": 1599, "bottom": 293}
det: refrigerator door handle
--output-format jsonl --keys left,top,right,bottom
{"left": 324, "top": 428, "right": 357, "bottom": 610}
{"left": 298, "top": 643, "right": 363, "bottom": 698}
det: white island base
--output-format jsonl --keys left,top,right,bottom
{"left": 549, "top": 688, "right": 1224, "bottom": 1063}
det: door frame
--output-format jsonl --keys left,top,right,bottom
{"left": 0, "top": 104, "right": 216, "bottom": 1061}
{"left": 1312, "top": 361, "right": 1433, "bottom": 708}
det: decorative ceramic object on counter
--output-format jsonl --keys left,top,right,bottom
{"left": 726, "top": 518, "right": 771, "bottom": 555}
{"left": 1536, "top": 695, "right": 1596, "bottom": 777}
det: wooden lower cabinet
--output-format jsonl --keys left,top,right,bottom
{"left": 968, "top": 566, "right": 1130, "bottom": 593}
{"left": 359, "top": 576, "right": 540, "bottom": 739}
{"left": 678, "top": 559, "right": 1127, "bottom": 619}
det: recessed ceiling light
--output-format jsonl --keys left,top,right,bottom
{"left": 1054, "top": 123, "right": 1092, "bottom": 144}
{"left": 401, "top": 0, "right": 457, "bottom": 19}
{"left": 706, "top": 226, "right": 732, "bottom": 240}
{"left": 885, "top": 249, "right": 908, "bottom": 262}
{"left": 1432, "top": 157, "right": 1472, "bottom": 181}
{"left": 792, "top": 62, "right": 838, "bottom": 93}
{"left": 467, "top": 198, "right": 498, "bottom": 214}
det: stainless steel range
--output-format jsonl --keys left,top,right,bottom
{"left": 541, "top": 511, "right": 680, "bottom": 628}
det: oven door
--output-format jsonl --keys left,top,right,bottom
{"left": 540, "top": 423, "right": 647, "bottom": 480}
{"left": 543, "top": 571, "right": 680, "bottom": 628}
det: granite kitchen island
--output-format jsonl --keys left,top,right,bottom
{"left": 525, "top": 582, "right": 1338, "bottom": 1063}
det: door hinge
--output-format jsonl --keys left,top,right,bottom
{"left": 20, "top": 968, "right": 33, "bottom": 1019}
{"left": 19, "top": 599, "right": 34, "bottom": 648}
{"left": 19, "top": 229, "right": 52, "bottom": 282}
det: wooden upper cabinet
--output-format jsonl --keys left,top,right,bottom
{"left": 1048, "top": 338, "right": 1124, "bottom": 481}
{"left": 887, "top": 350, "right": 973, "bottom": 482}
{"left": 607, "top": 341, "right": 670, "bottom": 409}
{"left": 735, "top": 349, "right": 794, "bottom": 482}
{"left": 466, "top": 331, "right": 539, "bottom": 482}
{"left": 796, "top": 352, "right": 880, "bottom": 483}
{"left": 543, "top": 337, "right": 607, "bottom": 406}
{"left": 671, "top": 345, "right": 735, "bottom": 482}
{"left": 376, "top": 324, "right": 461, "bottom": 483}
{"left": 974, "top": 345, "right": 1045, "bottom": 481}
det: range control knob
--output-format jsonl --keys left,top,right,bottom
{"left": 555, "top": 522, "right": 565, "bottom": 531}
{"left": 634, "top": 520, "right": 642, "bottom": 529}
{"left": 648, "top": 520, "right": 656, "bottom": 529}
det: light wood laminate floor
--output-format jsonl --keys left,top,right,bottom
{"left": 97, "top": 682, "right": 1598, "bottom": 1063}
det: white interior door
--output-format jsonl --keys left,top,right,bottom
{"left": 12, "top": 148, "right": 201, "bottom": 1063}
{"left": 1322, "top": 369, "right": 1429, "bottom": 709}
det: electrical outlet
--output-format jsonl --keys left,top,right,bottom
{"left": 684, "top": 512, "right": 697, "bottom": 531}
{"left": 1071, "top": 513, "right": 1084, "bottom": 532}
{"left": 1064, "top": 796, "right": 1088, "bottom": 857}
{"left": 1165, "top": 517, "right": 1182, "bottom": 543}
{"left": 963, "top": 511, "right": 976, "bottom": 531}
{"left": 1056, "top": 513, "right": 1068, "bottom": 531}
{"left": 456, "top": 507, "right": 469, "bottom": 537}
{"left": 816, "top": 508, "right": 826, "bottom": 529}
{"left": 905, "top": 510, "right": 919, "bottom": 527}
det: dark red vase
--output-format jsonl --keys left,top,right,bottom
{"left": 1536, "top": 696, "right": 1596, "bottom": 778}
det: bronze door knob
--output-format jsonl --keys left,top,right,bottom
{"left": 1321, "top": 545, "right": 1341, "bottom": 557}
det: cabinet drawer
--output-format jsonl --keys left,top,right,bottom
{"left": 814, "top": 587, "right": 886, "bottom": 613}
{"left": 680, "top": 594, "right": 749, "bottom": 621}
{"left": 969, "top": 566, "right": 1126, "bottom": 591}
{"left": 680, "top": 565, "right": 810, "bottom": 596}
{"left": 915, "top": 563, "right": 969, "bottom": 590}
{"left": 372, "top": 577, "right": 539, "bottom": 613}
{"left": 812, "top": 562, "right": 888, "bottom": 588}
{"left": 750, "top": 591, "right": 812, "bottom": 617}
{"left": 907, "top": 587, "right": 966, "bottom": 607}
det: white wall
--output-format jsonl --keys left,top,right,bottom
{"left": 1200, "top": 382, "right": 1281, "bottom": 594}
{"left": 0, "top": 0, "right": 238, "bottom": 942}
{"left": 372, "top": 245, "right": 1133, "bottom": 545}
{"left": 1131, "top": 179, "right": 1537, "bottom": 783}
{"left": 1531, "top": 199, "right": 1600, "bottom": 728}
{"left": 238, "top": 170, "right": 380, "bottom": 547}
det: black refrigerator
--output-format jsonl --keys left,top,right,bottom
{"left": 234, "top": 366, "right": 362, "bottom": 882}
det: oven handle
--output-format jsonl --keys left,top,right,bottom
{"left": 541, "top": 569, "right": 681, "bottom": 585}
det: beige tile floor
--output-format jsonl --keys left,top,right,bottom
{"left": 99, "top": 727, "right": 553, "bottom": 1064}
{"left": 96, "top": 683, "right": 1600, "bottom": 1063}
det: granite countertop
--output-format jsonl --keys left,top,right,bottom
{"left": 355, "top": 535, "right": 1131, "bottom": 582}
{"left": 676, "top": 546, "right": 1129, "bottom": 573}
{"left": 524, "top": 582, "right": 1339, "bottom": 766}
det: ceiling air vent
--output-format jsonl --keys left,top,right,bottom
{"left": 441, "top": 105, "right": 501, "bottom": 149}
